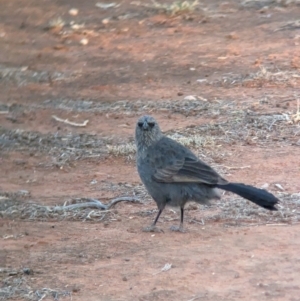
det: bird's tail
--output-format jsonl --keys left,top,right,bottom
{"left": 216, "top": 183, "right": 279, "bottom": 211}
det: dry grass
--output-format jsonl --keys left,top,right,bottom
{"left": 205, "top": 67, "right": 300, "bottom": 87}
{"left": 47, "top": 17, "right": 65, "bottom": 30}
{"left": 1, "top": 108, "right": 297, "bottom": 164}
{"left": 39, "top": 97, "right": 212, "bottom": 116}
{"left": 242, "top": 0, "right": 300, "bottom": 7}
{"left": 168, "top": 133, "right": 213, "bottom": 147}
{"left": 0, "top": 65, "right": 79, "bottom": 86}
{"left": 0, "top": 273, "right": 71, "bottom": 301}
{"left": 0, "top": 194, "right": 142, "bottom": 222}
{"left": 210, "top": 192, "right": 300, "bottom": 226}
{"left": 0, "top": 265, "right": 71, "bottom": 300}
{"left": 1, "top": 190, "right": 299, "bottom": 226}
{"left": 247, "top": 66, "right": 300, "bottom": 82}
{"left": 0, "top": 128, "right": 109, "bottom": 164}
{"left": 107, "top": 133, "right": 214, "bottom": 157}
{"left": 274, "top": 19, "right": 300, "bottom": 32}
{"left": 107, "top": 142, "right": 136, "bottom": 157}
{"left": 149, "top": 0, "right": 199, "bottom": 16}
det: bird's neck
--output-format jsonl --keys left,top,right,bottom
{"left": 136, "top": 132, "right": 163, "bottom": 153}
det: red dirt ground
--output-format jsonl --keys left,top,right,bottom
{"left": 1, "top": 1, "right": 300, "bottom": 300}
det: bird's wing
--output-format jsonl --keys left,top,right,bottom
{"left": 152, "top": 137, "right": 228, "bottom": 185}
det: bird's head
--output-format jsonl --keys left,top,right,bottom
{"left": 135, "top": 115, "right": 163, "bottom": 149}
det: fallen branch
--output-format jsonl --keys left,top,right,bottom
{"left": 53, "top": 196, "right": 141, "bottom": 212}
{"left": 52, "top": 115, "right": 89, "bottom": 127}
{"left": 0, "top": 111, "right": 9, "bottom": 114}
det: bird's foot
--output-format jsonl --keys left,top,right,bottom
{"left": 143, "top": 225, "right": 164, "bottom": 233}
{"left": 170, "top": 225, "right": 186, "bottom": 233}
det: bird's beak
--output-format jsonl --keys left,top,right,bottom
{"left": 142, "top": 122, "right": 149, "bottom": 131}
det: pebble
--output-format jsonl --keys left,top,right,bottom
{"left": 80, "top": 38, "right": 88, "bottom": 45}
{"left": 261, "top": 183, "right": 269, "bottom": 189}
{"left": 184, "top": 95, "right": 197, "bottom": 101}
{"left": 69, "top": 8, "right": 79, "bottom": 16}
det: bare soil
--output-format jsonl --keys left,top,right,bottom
{"left": 1, "top": 0, "right": 300, "bottom": 300}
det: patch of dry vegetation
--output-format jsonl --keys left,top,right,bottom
{"left": 1, "top": 107, "right": 298, "bottom": 164}
{"left": 46, "top": 17, "right": 65, "bottom": 30}
{"left": 107, "top": 133, "right": 214, "bottom": 157}
{"left": 1, "top": 190, "right": 299, "bottom": 226}
{"left": 204, "top": 67, "right": 300, "bottom": 87}
{"left": 208, "top": 192, "right": 300, "bottom": 226}
{"left": 0, "top": 265, "right": 71, "bottom": 301}
{"left": 0, "top": 65, "right": 79, "bottom": 86}
{"left": 246, "top": 66, "right": 300, "bottom": 83}
{"left": 149, "top": 0, "right": 199, "bottom": 15}
{"left": 241, "top": 0, "right": 300, "bottom": 8}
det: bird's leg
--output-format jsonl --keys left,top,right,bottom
{"left": 143, "top": 209, "right": 164, "bottom": 233}
{"left": 170, "top": 207, "right": 185, "bottom": 232}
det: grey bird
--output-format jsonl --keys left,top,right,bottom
{"left": 135, "top": 115, "right": 279, "bottom": 232}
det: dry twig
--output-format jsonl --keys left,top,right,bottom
{"left": 52, "top": 115, "right": 89, "bottom": 127}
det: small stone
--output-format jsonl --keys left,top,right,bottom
{"left": 261, "top": 183, "right": 269, "bottom": 189}
{"left": 71, "top": 24, "right": 85, "bottom": 30}
{"left": 102, "top": 18, "right": 110, "bottom": 25}
{"left": 189, "top": 67, "right": 196, "bottom": 71}
{"left": 184, "top": 95, "right": 197, "bottom": 101}
{"left": 122, "top": 276, "right": 128, "bottom": 281}
{"left": 177, "top": 92, "right": 183, "bottom": 96}
{"left": 80, "top": 38, "right": 88, "bottom": 45}
{"left": 234, "top": 272, "right": 240, "bottom": 278}
{"left": 69, "top": 8, "right": 79, "bottom": 16}
{"left": 226, "top": 32, "right": 238, "bottom": 40}
{"left": 23, "top": 268, "right": 32, "bottom": 275}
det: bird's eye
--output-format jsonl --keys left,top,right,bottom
{"left": 148, "top": 122, "right": 155, "bottom": 128}
{"left": 138, "top": 122, "right": 143, "bottom": 127}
